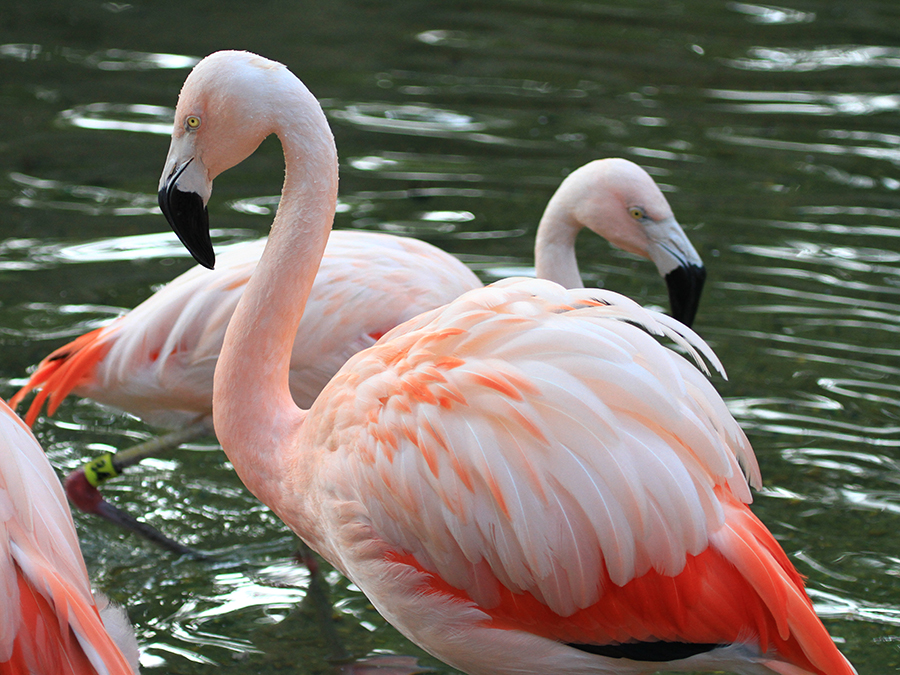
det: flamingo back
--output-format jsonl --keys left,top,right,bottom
{"left": 12, "top": 230, "right": 480, "bottom": 429}
{"left": 301, "top": 279, "right": 851, "bottom": 675}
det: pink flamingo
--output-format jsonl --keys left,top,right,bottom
{"left": 0, "top": 398, "right": 139, "bottom": 674}
{"left": 11, "top": 231, "right": 480, "bottom": 431}
{"left": 156, "top": 50, "right": 854, "bottom": 675}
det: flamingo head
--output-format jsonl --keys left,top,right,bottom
{"left": 545, "top": 158, "right": 707, "bottom": 326}
{"left": 158, "top": 51, "right": 288, "bottom": 269}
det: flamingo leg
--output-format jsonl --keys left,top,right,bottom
{"left": 295, "top": 541, "right": 433, "bottom": 675}
{"left": 86, "top": 417, "right": 214, "bottom": 483}
{"left": 64, "top": 417, "right": 214, "bottom": 558}
{"left": 296, "top": 540, "right": 353, "bottom": 664}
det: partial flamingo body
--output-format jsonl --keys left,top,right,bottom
{"left": 12, "top": 232, "right": 480, "bottom": 429}
{"left": 0, "top": 399, "right": 139, "bottom": 674}
{"left": 156, "top": 50, "right": 855, "bottom": 675}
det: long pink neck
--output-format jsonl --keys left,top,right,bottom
{"left": 212, "top": 89, "right": 338, "bottom": 517}
{"left": 534, "top": 194, "right": 584, "bottom": 289}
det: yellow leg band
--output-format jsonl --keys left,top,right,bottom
{"left": 83, "top": 453, "right": 119, "bottom": 487}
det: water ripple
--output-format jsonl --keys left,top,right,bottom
{"left": 720, "top": 280, "right": 900, "bottom": 317}
{"left": 230, "top": 195, "right": 353, "bottom": 217}
{"left": 1, "top": 230, "right": 253, "bottom": 269}
{"left": 759, "top": 218, "right": 900, "bottom": 242}
{"left": 329, "top": 102, "right": 538, "bottom": 146}
{"left": 725, "top": 325, "right": 900, "bottom": 361}
{"left": 709, "top": 127, "right": 900, "bottom": 165}
{"left": 138, "top": 558, "right": 309, "bottom": 667}
{"left": 707, "top": 89, "right": 900, "bottom": 115}
{"left": 9, "top": 171, "right": 159, "bottom": 215}
{"left": 726, "top": 45, "right": 900, "bottom": 72}
{"left": 796, "top": 205, "right": 900, "bottom": 220}
{"left": 733, "top": 241, "right": 900, "bottom": 276}
{"left": 727, "top": 2, "right": 815, "bottom": 25}
{"left": 375, "top": 68, "right": 593, "bottom": 100}
{"left": 3, "top": 302, "right": 123, "bottom": 341}
{"left": 415, "top": 29, "right": 485, "bottom": 49}
{"left": 58, "top": 102, "right": 174, "bottom": 135}
{"left": 819, "top": 378, "right": 900, "bottom": 409}
{"left": 62, "top": 47, "right": 198, "bottom": 70}
{"left": 185, "top": 568, "right": 306, "bottom": 623}
{"left": 809, "top": 587, "right": 900, "bottom": 626}
{"left": 0, "top": 43, "right": 198, "bottom": 70}
{"left": 782, "top": 448, "right": 900, "bottom": 481}
{"left": 730, "top": 397, "right": 900, "bottom": 444}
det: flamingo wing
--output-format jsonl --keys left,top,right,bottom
{"left": 310, "top": 278, "right": 849, "bottom": 675}
{"left": 287, "top": 230, "right": 481, "bottom": 407}
{"left": 0, "top": 400, "right": 137, "bottom": 674}
{"left": 10, "top": 240, "right": 262, "bottom": 429}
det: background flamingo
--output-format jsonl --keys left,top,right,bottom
{"left": 12, "top": 231, "right": 480, "bottom": 431}
{"left": 0, "top": 398, "right": 139, "bottom": 674}
{"left": 157, "top": 50, "right": 855, "bottom": 675}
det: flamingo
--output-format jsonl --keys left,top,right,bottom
{"left": 11, "top": 231, "right": 480, "bottom": 431}
{"left": 0, "top": 398, "right": 139, "bottom": 674}
{"left": 155, "top": 49, "right": 855, "bottom": 675}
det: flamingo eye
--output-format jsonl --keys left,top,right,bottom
{"left": 629, "top": 207, "right": 645, "bottom": 220}
{"left": 185, "top": 115, "right": 202, "bottom": 131}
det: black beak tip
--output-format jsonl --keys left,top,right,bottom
{"left": 665, "top": 264, "right": 706, "bottom": 328}
{"left": 158, "top": 183, "right": 215, "bottom": 269}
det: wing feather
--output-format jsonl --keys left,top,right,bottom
{"left": 318, "top": 278, "right": 756, "bottom": 618}
{"left": 14, "top": 231, "right": 480, "bottom": 429}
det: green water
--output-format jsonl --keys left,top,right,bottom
{"left": 2, "top": 1, "right": 900, "bottom": 672}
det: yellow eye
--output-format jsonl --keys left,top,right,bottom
{"left": 185, "top": 115, "right": 201, "bottom": 130}
{"left": 629, "top": 207, "right": 644, "bottom": 220}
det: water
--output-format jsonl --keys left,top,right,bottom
{"left": 2, "top": 1, "right": 900, "bottom": 671}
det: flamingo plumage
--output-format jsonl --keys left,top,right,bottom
{"left": 155, "top": 50, "right": 855, "bottom": 675}
{"left": 11, "top": 231, "right": 480, "bottom": 430}
{"left": 0, "top": 398, "right": 139, "bottom": 674}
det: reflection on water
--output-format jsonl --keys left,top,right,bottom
{"left": 727, "top": 45, "right": 900, "bottom": 72}
{"left": 707, "top": 88, "right": 900, "bottom": 116}
{"left": 3, "top": 0, "right": 900, "bottom": 672}
{"left": 330, "top": 101, "right": 528, "bottom": 146}
{"left": 0, "top": 43, "right": 198, "bottom": 70}
{"left": 727, "top": 2, "right": 816, "bottom": 25}
{"left": 59, "top": 103, "right": 174, "bottom": 135}
{"left": 9, "top": 171, "right": 159, "bottom": 215}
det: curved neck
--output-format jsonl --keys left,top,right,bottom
{"left": 213, "top": 91, "right": 338, "bottom": 515}
{"left": 534, "top": 196, "right": 583, "bottom": 289}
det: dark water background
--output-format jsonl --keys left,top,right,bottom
{"left": 2, "top": 1, "right": 900, "bottom": 672}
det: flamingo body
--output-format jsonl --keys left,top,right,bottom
{"left": 0, "top": 399, "right": 138, "bottom": 674}
{"left": 155, "top": 51, "right": 855, "bottom": 675}
{"left": 12, "top": 232, "right": 480, "bottom": 428}
{"left": 295, "top": 280, "right": 838, "bottom": 675}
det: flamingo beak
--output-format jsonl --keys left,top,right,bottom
{"left": 665, "top": 263, "right": 706, "bottom": 328}
{"left": 158, "top": 157, "right": 215, "bottom": 269}
{"left": 641, "top": 215, "right": 706, "bottom": 328}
